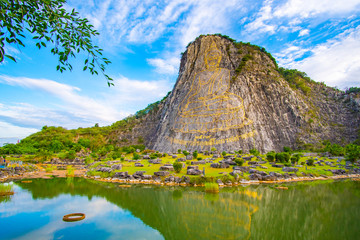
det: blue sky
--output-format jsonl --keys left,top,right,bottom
{"left": 1, "top": 0, "right": 360, "bottom": 143}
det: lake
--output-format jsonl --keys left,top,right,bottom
{"left": 1, "top": 178, "right": 359, "bottom": 240}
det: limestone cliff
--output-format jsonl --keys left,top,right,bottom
{"left": 110, "top": 35, "right": 360, "bottom": 153}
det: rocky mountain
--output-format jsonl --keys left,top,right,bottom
{"left": 110, "top": 34, "right": 360, "bottom": 153}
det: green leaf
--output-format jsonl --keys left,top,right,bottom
{"left": 5, "top": 55, "right": 16, "bottom": 62}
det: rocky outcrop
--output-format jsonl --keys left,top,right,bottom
{"left": 110, "top": 34, "right": 360, "bottom": 153}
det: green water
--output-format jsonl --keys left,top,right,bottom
{"left": 1, "top": 178, "right": 359, "bottom": 240}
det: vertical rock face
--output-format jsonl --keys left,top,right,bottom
{"left": 114, "top": 35, "right": 360, "bottom": 153}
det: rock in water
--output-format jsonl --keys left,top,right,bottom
{"left": 111, "top": 35, "right": 359, "bottom": 152}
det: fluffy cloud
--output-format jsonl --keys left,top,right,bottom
{"left": 0, "top": 75, "right": 172, "bottom": 139}
{"left": 147, "top": 57, "right": 180, "bottom": 75}
{"left": 244, "top": 0, "right": 276, "bottom": 34}
{"left": 274, "top": 0, "right": 360, "bottom": 18}
{"left": 0, "top": 121, "right": 38, "bottom": 139}
{"left": 277, "top": 27, "right": 360, "bottom": 89}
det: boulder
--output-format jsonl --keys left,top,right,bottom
{"left": 187, "top": 168, "right": 202, "bottom": 175}
{"left": 181, "top": 176, "right": 190, "bottom": 183}
{"left": 159, "top": 165, "right": 174, "bottom": 171}
{"left": 216, "top": 179, "right": 224, "bottom": 185}
{"left": 97, "top": 167, "right": 112, "bottom": 173}
{"left": 186, "top": 155, "right": 193, "bottom": 160}
{"left": 111, "top": 164, "right": 122, "bottom": 170}
{"left": 331, "top": 169, "right": 346, "bottom": 175}
{"left": 113, "top": 171, "right": 128, "bottom": 178}
{"left": 191, "top": 160, "right": 206, "bottom": 165}
{"left": 272, "top": 164, "right": 283, "bottom": 168}
{"left": 282, "top": 167, "right": 299, "bottom": 173}
{"left": 149, "top": 159, "right": 161, "bottom": 164}
{"left": 249, "top": 173, "right": 262, "bottom": 180}
{"left": 210, "top": 163, "right": 220, "bottom": 168}
{"left": 213, "top": 154, "right": 220, "bottom": 158}
{"left": 154, "top": 171, "right": 170, "bottom": 177}
{"left": 142, "top": 175, "right": 152, "bottom": 180}
{"left": 143, "top": 155, "right": 150, "bottom": 159}
{"left": 134, "top": 163, "right": 144, "bottom": 167}
{"left": 134, "top": 171, "right": 146, "bottom": 176}
{"left": 187, "top": 165, "right": 199, "bottom": 170}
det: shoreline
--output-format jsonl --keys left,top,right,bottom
{"left": 1, "top": 168, "right": 360, "bottom": 187}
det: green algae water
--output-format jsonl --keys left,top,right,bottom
{"left": 1, "top": 178, "right": 359, "bottom": 240}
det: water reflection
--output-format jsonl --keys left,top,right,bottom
{"left": 1, "top": 178, "right": 359, "bottom": 240}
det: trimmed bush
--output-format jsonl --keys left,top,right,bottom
{"left": 249, "top": 148, "right": 259, "bottom": 156}
{"left": 173, "top": 162, "right": 182, "bottom": 173}
{"left": 234, "top": 158, "right": 244, "bottom": 166}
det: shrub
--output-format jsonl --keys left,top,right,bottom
{"left": 178, "top": 149, "right": 182, "bottom": 154}
{"left": 66, "top": 150, "right": 76, "bottom": 160}
{"left": 182, "top": 150, "right": 190, "bottom": 156}
{"left": 249, "top": 148, "right": 259, "bottom": 156}
{"left": 85, "top": 156, "right": 93, "bottom": 165}
{"left": 173, "top": 162, "right": 182, "bottom": 173}
{"left": 345, "top": 144, "right": 360, "bottom": 163}
{"left": 238, "top": 150, "right": 243, "bottom": 154}
{"left": 211, "top": 147, "right": 217, "bottom": 152}
{"left": 266, "top": 151, "right": 275, "bottom": 162}
{"left": 283, "top": 146, "right": 291, "bottom": 152}
{"left": 284, "top": 162, "right": 291, "bottom": 167}
{"left": 234, "top": 158, "right": 244, "bottom": 166}
{"left": 283, "top": 152, "right": 290, "bottom": 162}
{"left": 307, "top": 158, "right": 315, "bottom": 166}
{"left": 222, "top": 151, "right": 227, "bottom": 157}
{"left": 205, "top": 182, "right": 219, "bottom": 193}
{"left": 197, "top": 157, "right": 203, "bottom": 160}
{"left": 133, "top": 153, "right": 140, "bottom": 160}
{"left": 120, "top": 157, "right": 125, "bottom": 161}
{"left": 45, "top": 165, "right": 54, "bottom": 173}
{"left": 291, "top": 153, "right": 302, "bottom": 164}
{"left": 276, "top": 152, "right": 290, "bottom": 163}
{"left": 193, "top": 151, "right": 198, "bottom": 159}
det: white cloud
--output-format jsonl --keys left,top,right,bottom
{"left": 299, "top": 29, "right": 310, "bottom": 36}
{"left": 110, "top": 76, "right": 172, "bottom": 103}
{"left": 0, "top": 121, "right": 38, "bottom": 139}
{"left": 177, "top": 0, "right": 241, "bottom": 49}
{"left": 0, "top": 75, "right": 172, "bottom": 138}
{"left": 0, "top": 75, "right": 122, "bottom": 124}
{"left": 147, "top": 57, "right": 180, "bottom": 75}
{"left": 279, "top": 27, "right": 360, "bottom": 89}
{"left": 244, "top": 0, "right": 276, "bottom": 34}
{"left": 274, "top": 0, "right": 360, "bottom": 18}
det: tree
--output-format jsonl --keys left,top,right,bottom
{"left": 0, "top": 0, "right": 113, "bottom": 85}
{"left": 249, "top": 148, "right": 259, "bottom": 156}
{"left": 192, "top": 151, "right": 198, "bottom": 159}
{"left": 173, "top": 162, "right": 182, "bottom": 173}
{"left": 345, "top": 144, "right": 360, "bottom": 163}
{"left": 266, "top": 151, "right": 275, "bottom": 162}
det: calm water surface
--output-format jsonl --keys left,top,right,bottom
{"left": 0, "top": 178, "right": 359, "bottom": 240}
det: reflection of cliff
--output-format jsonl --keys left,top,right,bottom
{"left": 17, "top": 178, "right": 260, "bottom": 240}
